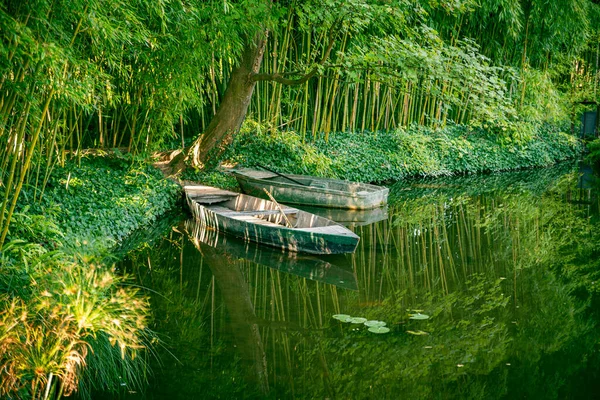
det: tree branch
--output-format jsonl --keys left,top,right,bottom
{"left": 251, "top": 24, "right": 338, "bottom": 85}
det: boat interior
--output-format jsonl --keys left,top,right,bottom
{"left": 266, "top": 175, "right": 368, "bottom": 193}
{"left": 185, "top": 186, "right": 355, "bottom": 235}
{"left": 204, "top": 194, "right": 345, "bottom": 230}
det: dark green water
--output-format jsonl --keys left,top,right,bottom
{"left": 119, "top": 162, "right": 600, "bottom": 399}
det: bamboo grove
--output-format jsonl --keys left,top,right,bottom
{"left": 2, "top": 0, "right": 600, "bottom": 246}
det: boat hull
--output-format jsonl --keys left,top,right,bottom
{"left": 185, "top": 220, "right": 358, "bottom": 290}
{"left": 233, "top": 170, "right": 388, "bottom": 210}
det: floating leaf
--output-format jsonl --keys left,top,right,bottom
{"left": 349, "top": 317, "right": 367, "bottom": 324}
{"left": 409, "top": 313, "right": 430, "bottom": 320}
{"left": 406, "top": 330, "right": 429, "bottom": 336}
{"left": 364, "top": 320, "right": 387, "bottom": 327}
{"left": 368, "top": 326, "right": 390, "bottom": 334}
{"left": 332, "top": 314, "right": 352, "bottom": 322}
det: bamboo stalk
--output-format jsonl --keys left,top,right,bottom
{"left": 0, "top": 89, "right": 55, "bottom": 248}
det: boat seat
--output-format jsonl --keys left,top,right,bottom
{"left": 216, "top": 209, "right": 298, "bottom": 216}
{"left": 301, "top": 225, "right": 355, "bottom": 235}
{"left": 208, "top": 206, "right": 233, "bottom": 213}
{"left": 231, "top": 215, "right": 281, "bottom": 225}
{"left": 188, "top": 194, "right": 236, "bottom": 204}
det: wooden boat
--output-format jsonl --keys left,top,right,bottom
{"left": 231, "top": 168, "right": 389, "bottom": 210}
{"left": 184, "top": 185, "right": 360, "bottom": 255}
{"left": 185, "top": 219, "right": 358, "bottom": 290}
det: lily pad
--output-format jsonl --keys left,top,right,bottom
{"left": 409, "top": 313, "right": 430, "bottom": 320}
{"left": 364, "top": 320, "right": 387, "bottom": 327}
{"left": 368, "top": 326, "right": 390, "bottom": 334}
{"left": 349, "top": 317, "right": 368, "bottom": 324}
{"left": 332, "top": 314, "right": 352, "bottom": 322}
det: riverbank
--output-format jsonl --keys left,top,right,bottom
{"left": 185, "top": 121, "right": 583, "bottom": 187}
{"left": 0, "top": 155, "right": 180, "bottom": 399}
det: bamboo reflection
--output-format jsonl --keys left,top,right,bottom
{"left": 177, "top": 219, "right": 359, "bottom": 396}
{"left": 352, "top": 171, "right": 594, "bottom": 307}
{"left": 123, "top": 164, "right": 600, "bottom": 398}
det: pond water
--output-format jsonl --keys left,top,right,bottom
{"left": 118, "top": 161, "right": 600, "bottom": 399}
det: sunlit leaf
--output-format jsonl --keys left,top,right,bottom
{"left": 406, "top": 330, "right": 429, "bottom": 336}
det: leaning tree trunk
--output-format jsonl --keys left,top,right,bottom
{"left": 190, "top": 33, "right": 267, "bottom": 168}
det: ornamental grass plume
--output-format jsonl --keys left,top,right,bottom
{"left": 0, "top": 241, "right": 151, "bottom": 399}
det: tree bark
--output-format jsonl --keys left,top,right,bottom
{"left": 190, "top": 33, "right": 267, "bottom": 168}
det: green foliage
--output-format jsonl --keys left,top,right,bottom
{"left": 78, "top": 332, "right": 153, "bottom": 399}
{"left": 0, "top": 243, "right": 151, "bottom": 399}
{"left": 519, "top": 69, "right": 570, "bottom": 124}
{"left": 180, "top": 169, "right": 239, "bottom": 191}
{"left": 220, "top": 121, "right": 582, "bottom": 183}
{"left": 17, "top": 155, "right": 180, "bottom": 255}
{"left": 0, "top": 154, "right": 179, "bottom": 398}
{"left": 4, "top": 207, "right": 64, "bottom": 250}
{"left": 585, "top": 138, "right": 600, "bottom": 174}
{"left": 224, "top": 121, "right": 334, "bottom": 176}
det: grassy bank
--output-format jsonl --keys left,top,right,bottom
{"left": 0, "top": 154, "right": 180, "bottom": 399}
{"left": 189, "top": 121, "right": 582, "bottom": 187}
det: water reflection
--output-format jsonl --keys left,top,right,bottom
{"left": 120, "top": 162, "right": 600, "bottom": 399}
{"left": 185, "top": 220, "right": 357, "bottom": 290}
{"left": 186, "top": 225, "right": 270, "bottom": 394}
{"left": 297, "top": 205, "right": 388, "bottom": 226}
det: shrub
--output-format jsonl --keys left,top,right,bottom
{"left": 217, "top": 120, "right": 582, "bottom": 184}
{"left": 0, "top": 242, "right": 151, "bottom": 399}
{"left": 19, "top": 155, "right": 181, "bottom": 255}
{"left": 0, "top": 154, "right": 179, "bottom": 399}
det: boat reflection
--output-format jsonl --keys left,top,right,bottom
{"left": 296, "top": 204, "right": 388, "bottom": 226}
{"left": 184, "top": 219, "right": 358, "bottom": 291}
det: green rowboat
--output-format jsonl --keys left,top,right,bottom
{"left": 231, "top": 168, "right": 389, "bottom": 210}
{"left": 185, "top": 185, "right": 360, "bottom": 255}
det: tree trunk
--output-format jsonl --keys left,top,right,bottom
{"left": 190, "top": 33, "right": 267, "bottom": 168}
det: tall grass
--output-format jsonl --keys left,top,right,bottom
{"left": 0, "top": 241, "right": 151, "bottom": 399}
